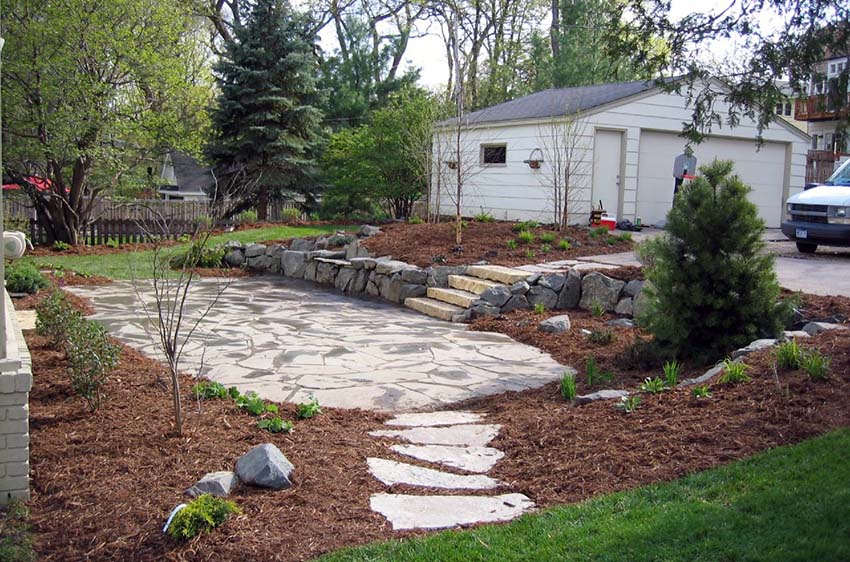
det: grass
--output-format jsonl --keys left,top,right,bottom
{"left": 0, "top": 501, "right": 35, "bottom": 562}
{"left": 22, "top": 224, "right": 351, "bottom": 280}
{"left": 317, "top": 428, "right": 850, "bottom": 562}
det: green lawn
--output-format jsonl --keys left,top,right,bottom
{"left": 318, "top": 428, "right": 850, "bottom": 562}
{"left": 23, "top": 224, "right": 352, "bottom": 280}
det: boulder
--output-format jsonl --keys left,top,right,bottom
{"left": 527, "top": 286, "right": 558, "bottom": 309}
{"left": 624, "top": 279, "right": 644, "bottom": 297}
{"left": 801, "top": 321, "right": 848, "bottom": 336}
{"left": 376, "top": 260, "right": 415, "bottom": 276}
{"left": 313, "top": 236, "right": 330, "bottom": 250}
{"left": 351, "top": 269, "right": 370, "bottom": 293}
{"left": 606, "top": 318, "right": 635, "bottom": 328}
{"left": 281, "top": 251, "right": 308, "bottom": 278}
{"left": 427, "top": 265, "right": 467, "bottom": 288}
{"left": 575, "top": 389, "right": 629, "bottom": 405}
{"left": 539, "top": 314, "right": 571, "bottom": 334}
{"left": 556, "top": 268, "right": 582, "bottom": 310}
{"left": 235, "top": 444, "right": 294, "bottom": 490}
{"left": 358, "top": 224, "right": 381, "bottom": 237}
{"left": 399, "top": 284, "right": 427, "bottom": 301}
{"left": 328, "top": 233, "right": 355, "bottom": 248}
{"left": 614, "top": 297, "right": 634, "bottom": 317}
{"left": 348, "top": 257, "right": 371, "bottom": 270}
{"left": 538, "top": 273, "right": 566, "bottom": 293}
{"left": 400, "top": 268, "right": 428, "bottom": 285}
{"left": 244, "top": 243, "right": 267, "bottom": 258}
{"left": 290, "top": 238, "right": 314, "bottom": 252}
{"left": 366, "top": 279, "right": 380, "bottom": 297}
{"left": 335, "top": 267, "right": 358, "bottom": 292}
{"left": 246, "top": 255, "right": 273, "bottom": 270}
{"left": 510, "top": 281, "right": 530, "bottom": 295}
{"left": 223, "top": 249, "right": 245, "bottom": 268}
{"left": 480, "top": 285, "right": 512, "bottom": 307}
{"left": 380, "top": 276, "right": 405, "bottom": 303}
{"left": 224, "top": 240, "right": 244, "bottom": 250}
{"left": 579, "top": 272, "right": 625, "bottom": 312}
{"left": 632, "top": 281, "right": 654, "bottom": 320}
{"left": 502, "top": 294, "right": 530, "bottom": 313}
{"left": 782, "top": 330, "right": 810, "bottom": 340}
{"left": 308, "top": 249, "right": 346, "bottom": 260}
{"left": 303, "top": 261, "right": 319, "bottom": 282}
{"left": 346, "top": 239, "right": 370, "bottom": 260}
{"left": 316, "top": 262, "right": 337, "bottom": 284}
{"left": 471, "top": 303, "right": 501, "bottom": 318}
{"left": 185, "top": 471, "right": 238, "bottom": 498}
{"left": 730, "top": 338, "right": 777, "bottom": 360}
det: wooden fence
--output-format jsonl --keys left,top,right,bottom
{"left": 28, "top": 218, "right": 201, "bottom": 246}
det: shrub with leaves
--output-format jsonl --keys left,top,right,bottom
{"left": 237, "top": 209, "right": 259, "bottom": 224}
{"left": 639, "top": 377, "right": 667, "bottom": 394}
{"left": 802, "top": 350, "right": 830, "bottom": 380}
{"left": 588, "top": 329, "right": 615, "bottom": 345}
{"left": 191, "top": 381, "right": 236, "bottom": 400}
{"left": 638, "top": 160, "right": 787, "bottom": 361}
{"left": 474, "top": 212, "right": 495, "bottom": 222}
{"left": 512, "top": 220, "right": 539, "bottom": 232}
{"left": 589, "top": 226, "right": 609, "bottom": 239}
{"left": 692, "top": 385, "right": 712, "bottom": 399}
{"left": 169, "top": 242, "right": 227, "bottom": 269}
{"left": 296, "top": 397, "right": 322, "bottom": 419}
{"left": 585, "top": 355, "right": 613, "bottom": 386}
{"left": 590, "top": 301, "right": 605, "bottom": 318}
{"left": 540, "top": 243, "right": 552, "bottom": 253}
{"left": 533, "top": 303, "right": 545, "bottom": 315}
{"left": 52, "top": 241, "right": 70, "bottom": 252}
{"left": 516, "top": 230, "right": 534, "bottom": 244}
{"left": 662, "top": 360, "right": 681, "bottom": 387}
{"left": 557, "top": 239, "right": 571, "bottom": 251}
{"left": 257, "top": 417, "right": 294, "bottom": 433}
{"left": 506, "top": 239, "right": 518, "bottom": 250}
{"left": 719, "top": 359, "right": 751, "bottom": 385}
{"left": 775, "top": 339, "right": 803, "bottom": 370}
{"left": 35, "top": 290, "right": 83, "bottom": 348}
{"left": 540, "top": 232, "right": 556, "bottom": 243}
{"left": 5, "top": 262, "right": 48, "bottom": 294}
{"left": 65, "top": 319, "right": 121, "bottom": 411}
{"left": 236, "top": 391, "right": 278, "bottom": 416}
{"left": 166, "top": 494, "right": 240, "bottom": 540}
{"left": 616, "top": 395, "right": 641, "bottom": 413}
{"left": 560, "top": 372, "right": 577, "bottom": 401}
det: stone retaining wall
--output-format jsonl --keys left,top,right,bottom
{"left": 0, "top": 292, "right": 33, "bottom": 504}
{"left": 218, "top": 226, "right": 645, "bottom": 322}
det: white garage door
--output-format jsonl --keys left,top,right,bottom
{"left": 636, "top": 131, "right": 787, "bottom": 227}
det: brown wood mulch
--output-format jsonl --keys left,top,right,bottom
{"left": 21, "top": 287, "right": 850, "bottom": 562}
{"left": 360, "top": 221, "right": 634, "bottom": 267}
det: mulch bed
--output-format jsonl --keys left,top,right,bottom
{"left": 22, "top": 287, "right": 850, "bottom": 561}
{"left": 361, "top": 222, "right": 634, "bottom": 267}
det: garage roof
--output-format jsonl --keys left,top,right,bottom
{"left": 449, "top": 79, "right": 667, "bottom": 126}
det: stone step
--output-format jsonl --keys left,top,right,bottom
{"left": 385, "top": 411, "right": 485, "bottom": 427}
{"left": 367, "top": 458, "right": 500, "bottom": 489}
{"left": 391, "top": 444, "right": 504, "bottom": 473}
{"left": 448, "top": 274, "right": 503, "bottom": 295}
{"left": 370, "top": 424, "right": 502, "bottom": 447}
{"left": 466, "top": 265, "right": 531, "bottom": 285}
{"left": 427, "top": 287, "right": 480, "bottom": 308}
{"left": 370, "top": 493, "right": 535, "bottom": 530}
{"left": 404, "top": 297, "right": 465, "bottom": 322}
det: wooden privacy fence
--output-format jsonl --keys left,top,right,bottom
{"left": 28, "top": 218, "right": 201, "bottom": 246}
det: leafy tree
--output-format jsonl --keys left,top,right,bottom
{"left": 207, "top": 0, "right": 325, "bottom": 219}
{"left": 639, "top": 160, "right": 787, "bottom": 361}
{"left": 2, "top": 0, "right": 212, "bottom": 244}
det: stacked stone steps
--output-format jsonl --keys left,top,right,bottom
{"left": 404, "top": 265, "right": 530, "bottom": 322}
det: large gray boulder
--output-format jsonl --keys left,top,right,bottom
{"left": 401, "top": 268, "right": 428, "bottom": 285}
{"left": 246, "top": 255, "right": 273, "bottom": 270}
{"left": 527, "top": 286, "right": 558, "bottom": 309}
{"left": 632, "top": 281, "right": 654, "bottom": 320}
{"left": 802, "top": 321, "right": 848, "bottom": 336}
{"left": 539, "top": 314, "right": 571, "bottom": 334}
{"left": 376, "top": 260, "right": 415, "bottom": 276}
{"left": 730, "top": 338, "right": 777, "bottom": 360}
{"left": 308, "top": 249, "right": 346, "bottom": 260}
{"left": 335, "top": 267, "right": 358, "bottom": 292}
{"left": 328, "top": 233, "right": 355, "bottom": 248}
{"left": 185, "top": 471, "right": 238, "bottom": 498}
{"left": 502, "top": 294, "right": 530, "bottom": 313}
{"left": 345, "top": 239, "right": 370, "bottom": 260}
{"left": 471, "top": 303, "right": 501, "bottom": 318}
{"left": 290, "top": 238, "right": 314, "bottom": 252}
{"left": 281, "top": 250, "right": 307, "bottom": 278}
{"left": 427, "top": 266, "right": 467, "bottom": 288}
{"left": 556, "top": 268, "right": 582, "bottom": 310}
{"left": 579, "top": 272, "right": 625, "bottom": 312}
{"left": 624, "top": 279, "right": 644, "bottom": 298}
{"left": 244, "top": 243, "right": 267, "bottom": 258}
{"left": 235, "top": 444, "right": 294, "bottom": 490}
{"left": 575, "top": 389, "right": 629, "bottom": 405}
{"left": 615, "top": 297, "right": 634, "bottom": 317}
{"left": 358, "top": 224, "right": 381, "bottom": 237}
{"left": 399, "top": 283, "right": 427, "bottom": 301}
{"left": 538, "top": 273, "right": 566, "bottom": 293}
{"left": 224, "top": 249, "right": 245, "bottom": 268}
{"left": 351, "top": 269, "right": 370, "bottom": 293}
{"left": 480, "top": 285, "right": 512, "bottom": 307}
{"left": 316, "top": 262, "right": 338, "bottom": 284}
{"left": 380, "top": 276, "right": 405, "bottom": 303}
{"left": 304, "top": 261, "right": 319, "bottom": 282}
{"left": 510, "top": 281, "right": 530, "bottom": 295}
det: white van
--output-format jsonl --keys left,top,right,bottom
{"left": 782, "top": 158, "right": 850, "bottom": 253}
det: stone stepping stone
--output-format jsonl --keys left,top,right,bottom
{"left": 370, "top": 493, "right": 535, "bottom": 530}
{"left": 391, "top": 444, "right": 504, "bottom": 473}
{"left": 367, "top": 458, "right": 500, "bottom": 489}
{"left": 369, "top": 424, "right": 501, "bottom": 447}
{"left": 385, "top": 411, "right": 484, "bottom": 427}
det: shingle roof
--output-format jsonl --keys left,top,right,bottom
{"left": 165, "top": 151, "right": 215, "bottom": 194}
{"left": 446, "top": 79, "right": 665, "bottom": 126}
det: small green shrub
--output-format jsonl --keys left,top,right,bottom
{"left": 166, "top": 494, "right": 240, "bottom": 540}
{"left": 589, "top": 227, "right": 609, "bottom": 239}
{"left": 169, "top": 242, "right": 226, "bottom": 269}
{"left": 616, "top": 395, "right": 641, "bottom": 413}
{"left": 560, "top": 372, "right": 577, "bottom": 401}
{"left": 237, "top": 209, "right": 259, "bottom": 224}
{"left": 557, "top": 239, "right": 571, "bottom": 251}
{"left": 719, "top": 359, "right": 751, "bottom": 385}
{"left": 65, "top": 319, "right": 121, "bottom": 411}
{"left": 506, "top": 239, "right": 518, "bottom": 250}
{"left": 525, "top": 249, "right": 536, "bottom": 260}
{"left": 801, "top": 350, "right": 830, "bottom": 380}
{"left": 775, "top": 339, "right": 803, "bottom": 370}
{"left": 605, "top": 235, "right": 619, "bottom": 246}
{"left": 191, "top": 381, "right": 235, "bottom": 400}
{"left": 540, "top": 232, "right": 556, "bottom": 243}
{"left": 662, "top": 360, "right": 681, "bottom": 387}
{"left": 282, "top": 207, "right": 301, "bottom": 223}
{"left": 591, "top": 301, "right": 605, "bottom": 318}
{"left": 105, "top": 238, "right": 120, "bottom": 249}
{"left": 35, "top": 291, "right": 83, "bottom": 348}
{"left": 540, "top": 243, "right": 551, "bottom": 253}
{"left": 533, "top": 303, "right": 545, "bottom": 315}
{"left": 585, "top": 356, "right": 614, "bottom": 386}
{"left": 618, "top": 232, "right": 633, "bottom": 243}
{"left": 5, "top": 262, "right": 48, "bottom": 294}
{"left": 408, "top": 216, "right": 424, "bottom": 225}
{"left": 236, "top": 391, "right": 277, "bottom": 416}
{"left": 588, "top": 329, "right": 615, "bottom": 345}
{"left": 692, "top": 385, "right": 712, "bottom": 399}
{"left": 177, "top": 233, "right": 192, "bottom": 243}
{"left": 474, "top": 212, "right": 495, "bottom": 223}
{"left": 257, "top": 417, "right": 294, "bottom": 433}
{"left": 52, "top": 241, "right": 70, "bottom": 252}
{"left": 516, "top": 230, "right": 534, "bottom": 244}
{"left": 639, "top": 377, "right": 667, "bottom": 394}
{"left": 297, "top": 397, "right": 322, "bottom": 419}
{"left": 512, "top": 220, "right": 539, "bottom": 232}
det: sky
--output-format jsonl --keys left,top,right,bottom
{"left": 318, "top": 0, "right": 784, "bottom": 90}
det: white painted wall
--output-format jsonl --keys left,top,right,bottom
{"left": 432, "top": 87, "right": 809, "bottom": 228}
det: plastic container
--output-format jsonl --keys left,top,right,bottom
{"left": 599, "top": 214, "right": 617, "bottom": 231}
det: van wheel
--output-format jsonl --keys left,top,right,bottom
{"left": 796, "top": 242, "right": 818, "bottom": 253}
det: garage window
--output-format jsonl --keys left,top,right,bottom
{"left": 480, "top": 144, "right": 507, "bottom": 166}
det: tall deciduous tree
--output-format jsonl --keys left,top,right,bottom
{"left": 2, "top": 0, "right": 212, "bottom": 244}
{"left": 207, "top": 0, "right": 326, "bottom": 218}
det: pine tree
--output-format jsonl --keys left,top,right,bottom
{"left": 639, "top": 160, "right": 788, "bottom": 362}
{"left": 207, "top": 0, "right": 325, "bottom": 218}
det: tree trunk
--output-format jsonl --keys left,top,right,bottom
{"left": 171, "top": 369, "right": 183, "bottom": 435}
{"left": 256, "top": 185, "right": 269, "bottom": 221}
{"left": 551, "top": 0, "right": 560, "bottom": 58}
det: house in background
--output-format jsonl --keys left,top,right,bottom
{"left": 794, "top": 53, "right": 850, "bottom": 183}
{"left": 432, "top": 79, "right": 809, "bottom": 228}
{"left": 159, "top": 151, "right": 215, "bottom": 201}
{"left": 775, "top": 81, "right": 808, "bottom": 132}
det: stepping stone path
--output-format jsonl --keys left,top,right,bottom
{"left": 367, "top": 410, "right": 535, "bottom": 530}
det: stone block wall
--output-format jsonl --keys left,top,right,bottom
{"left": 0, "top": 293, "right": 33, "bottom": 504}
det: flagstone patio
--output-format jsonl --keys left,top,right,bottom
{"left": 70, "top": 277, "right": 569, "bottom": 411}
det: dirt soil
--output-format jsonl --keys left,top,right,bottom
{"left": 21, "top": 289, "right": 850, "bottom": 562}
{"left": 361, "top": 221, "right": 634, "bottom": 267}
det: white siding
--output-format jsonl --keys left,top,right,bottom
{"left": 432, "top": 87, "right": 809, "bottom": 227}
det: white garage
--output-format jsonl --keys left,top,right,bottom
{"left": 432, "top": 79, "right": 809, "bottom": 228}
